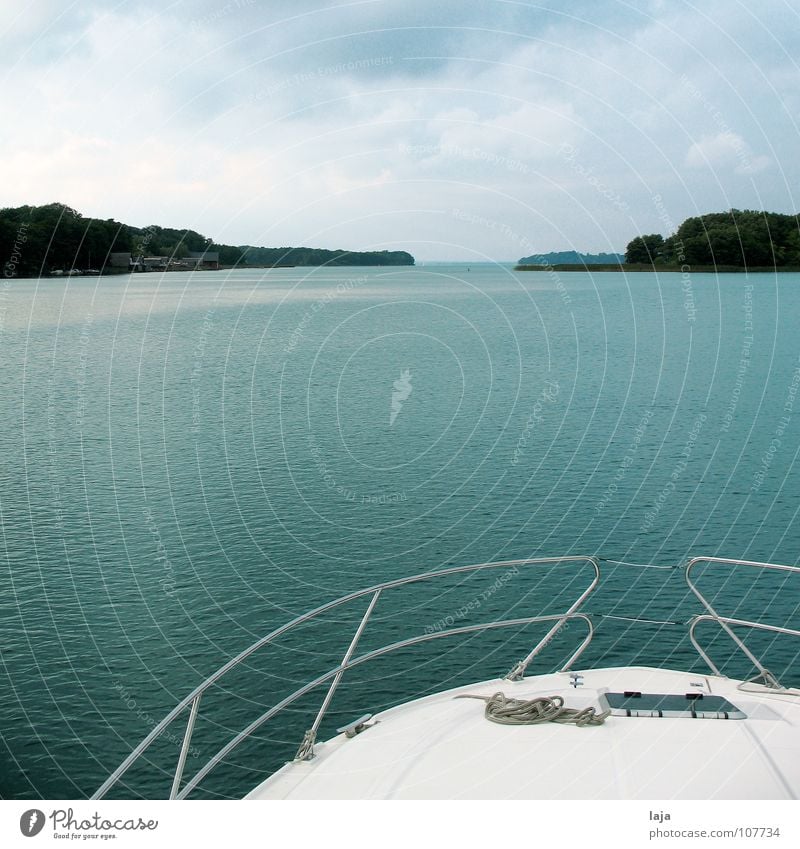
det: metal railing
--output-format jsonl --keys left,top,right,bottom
{"left": 685, "top": 556, "right": 800, "bottom": 689}
{"left": 93, "top": 555, "right": 599, "bottom": 800}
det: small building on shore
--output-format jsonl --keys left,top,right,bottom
{"left": 109, "top": 252, "right": 132, "bottom": 268}
{"left": 187, "top": 251, "right": 219, "bottom": 270}
{"left": 141, "top": 256, "right": 169, "bottom": 271}
{"left": 107, "top": 251, "right": 219, "bottom": 272}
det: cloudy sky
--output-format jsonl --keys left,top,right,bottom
{"left": 2, "top": 0, "right": 798, "bottom": 260}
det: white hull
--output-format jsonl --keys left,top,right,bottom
{"left": 248, "top": 666, "right": 800, "bottom": 800}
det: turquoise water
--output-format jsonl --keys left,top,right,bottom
{"left": 1, "top": 265, "right": 798, "bottom": 798}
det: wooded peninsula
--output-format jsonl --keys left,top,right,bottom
{"left": 517, "top": 210, "right": 800, "bottom": 272}
{"left": 1, "top": 203, "right": 415, "bottom": 277}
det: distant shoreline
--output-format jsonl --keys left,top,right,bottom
{"left": 514, "top": 263, "right": 800, "bottom": 273}
{"left": 1, "top": 203, "right": 415, "bottom": 278}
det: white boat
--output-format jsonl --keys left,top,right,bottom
{"left": 93, "top": 556, "right": 800, "bottom": 800}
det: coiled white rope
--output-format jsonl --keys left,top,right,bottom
{"left": 456, "top": 692, "right": 610, "bottom": 726}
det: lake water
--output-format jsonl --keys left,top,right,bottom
{"left": 1, "top": 264, "right": 798, "bottom": 798}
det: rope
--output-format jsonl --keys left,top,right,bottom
{"left": 294, "top": 729, "right": 316, "bottom": 761}
{"left": 599, "top": 557, "right": 676, "bottom": 570}
{"left": 456, "top": 692, "right": 610, "bottom": 727}
{"left": 593, "top": 613, "right": 685, "bottom": 626}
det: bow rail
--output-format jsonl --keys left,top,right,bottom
{"left": 93, "top": 555, "right": 599, "bottom": 800}
{"left": 94, "top": 554, "right": 800, "bottom": 800}
{"left": 686, "top": 556, "right": 800, "bottom": 689}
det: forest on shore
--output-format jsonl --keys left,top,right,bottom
{"left": 625, "top": 210, "right": 800, "bottom": 268}
{"left": 518, "top": 250, "right": 624, "bottom": 265}
{"left": 1, "top": 203, "right": 414, "bottom": 277}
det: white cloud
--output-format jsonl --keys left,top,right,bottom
{"left": 0, "top": 0, "right": 797, "bottom": 258}
{"left": 686, "top": 132, "right": 771, "bottom": 175}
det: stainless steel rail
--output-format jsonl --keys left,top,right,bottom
{"left": 685, "top": 556, "right": 800, "bottom": 688}
{"left": 176, "top": 612, "right": 594, "bottom": 800}
{"left": 93, "top": 555, "right": 599, "bottom": 800}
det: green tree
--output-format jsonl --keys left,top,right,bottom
{"left": 631, "top": 210, "right": 800, "bottom": 269}
{"left": 625, "top": 234, "right": 664, "bottom": 264}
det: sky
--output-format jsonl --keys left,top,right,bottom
{"left": 1, "top": 0, "right": 799, "bottom": 261}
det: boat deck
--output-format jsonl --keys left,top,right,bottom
{"left": 247, "top": 666, "right": 800, "bottom": 800}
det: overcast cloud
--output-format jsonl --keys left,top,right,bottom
{"left": 1, "top": 0, "right": 798, "bottom": 260}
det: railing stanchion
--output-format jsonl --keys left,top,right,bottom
{"left": 170, "top": 695, "right": 201, "bottom": 799}
{"left": 295, "top": 589, "right": 382, "bottom": 760}
{"left": 689, "top": 614, "right": 800, "bottom": 688}
{"left": 506, "top": 557, "right": 600, "bottom": 680}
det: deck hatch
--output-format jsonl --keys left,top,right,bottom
{"left": 603, "top": 692, "right": 746, "bottom": 719}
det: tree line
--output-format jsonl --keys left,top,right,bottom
{"left": 1, "top": 203, "right": 414, "bottom": 277}
{"left": 242, "top": 246, "right": 414, "bottom": 266}
{"left": 625, "top": 210, "right": 800, "bottom": 267}
{"left": 518, "top": 250, "right": 624, "bottom": 265}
